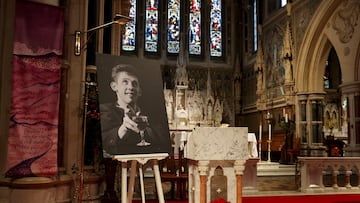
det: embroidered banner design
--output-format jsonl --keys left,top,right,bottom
{"left": 6, "top": 1, "right": 64, "bottom": 177}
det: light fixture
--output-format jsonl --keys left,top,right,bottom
{"left": 74, "top": 14, "right": 132, "bottom": 56}
{"left": 74, "top": 31, "right": 81, "bottom": 56}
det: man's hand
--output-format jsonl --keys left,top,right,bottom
{"left": 118, "top": 115, "right": 140, "bottom": 139}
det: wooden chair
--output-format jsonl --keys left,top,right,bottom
{"left": 287, "top": 137, "right": 300, "bottom": 164}
{"left": 159, "top": 149, "right": 188, "bottom": 200}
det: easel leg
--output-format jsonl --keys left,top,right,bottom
{"left": 138, "top": 165, "right": 145, "bottom": 203}
{"left": 128, "top": 160, "right": 137, "bottom": 203}
{"left": 153, "top": 160, "right": 165, "bottom": 203}
{"left": 121, "top": 161, "right": 127, "bottom": 203}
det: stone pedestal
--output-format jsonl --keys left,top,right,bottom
{"left": 185, "top": 127, "right": 249, "bottom": 203}
{"left": 243, "top": 158, "right": 259, "bottom": 192}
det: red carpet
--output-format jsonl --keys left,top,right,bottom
{"left": 132, "top": 194, "right": 360, "bottom": 203}
{"left": 243, "top": 194, "right": 360, "bottom": 203}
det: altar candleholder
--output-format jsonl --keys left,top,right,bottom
{"left": 258, "top": 139, "right": 262, "bottom": 161}
{"left": 265, "top": 111, "right": 273, "bottom": 162}
{"left": 267, "top": 140, "right": 272, "bottom": 162}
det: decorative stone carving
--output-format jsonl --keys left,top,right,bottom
{"left": 164, "top": 88, "right": 173, "bottom": 123}
{"left": 175, "top": 33, "right": 189, "bottom": 87}
{"left": 165, "top": 67, "right": 226, "bottom": 128}
{"left": 186, "top": 127, "right": 248, "bottom": 161}
{"left": 233, "top": 160, "right": 246, "bottom": 176}
{"left": 213, "top": 99, "right": 223, "bottom": 126}
{"left": 234, "top": 55, "right": 242, "bottom": 114}
{"left": 282, "top": 3, "right": 294, "bottom": 84}
{"left": 188, "top": 88, "right": 204, "bottom": 123}
{"left": 185, "top": 127, "right": 248, "bottom": 203}
{"left": 323, "top": 103, "right": 340, "bottom": 138}
{"left": 332, "top": 1, "right": 360, "bottom": 43}
{"left": 254, "top": 25, "right": 264, "bottom": 95}
{"left": 210, "top": 167, "right": 227, "bottom": 201}
{"left": 163, "top": 33, "right": 233, "bottom": 130}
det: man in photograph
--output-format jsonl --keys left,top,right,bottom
{"left": 99, "top": 63, "right": 170, "bottom": 156}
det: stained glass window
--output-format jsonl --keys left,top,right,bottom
{"left": 324, "top": 60, "right": 330, "bottom": 88}
{"left": 210, "top": 0, "right": 222, "bottom": 57}
{"left": 122, "top": 0, "right": 224, "bottom": 57}
{"left": 145, "top": 0, "right": 159, "bottom": 53}
{"left": 122, "top": 0, "right": 136, "bottom": 51}
{"left": 189, "top": 0, "right": 201, "bottom": 55}
{"left": 167, "top": 0, "right": 181, "bottom": 54}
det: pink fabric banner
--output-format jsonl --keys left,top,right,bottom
{"left": 13, "top": 1, "right": 64, "bottom": 56}
{"left": 6, "top": 1, "right": 63, "bottom": 178}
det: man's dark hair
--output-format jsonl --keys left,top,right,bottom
{"left": 111, "top": 64, "right": 139, "bottom": 82}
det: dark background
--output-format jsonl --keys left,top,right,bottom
{"left": 96, "top": 53, "right": 172, "bottom": 156}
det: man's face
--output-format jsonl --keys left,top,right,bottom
{"left": 111, "top": 71, "right": 140, "bottom": 106}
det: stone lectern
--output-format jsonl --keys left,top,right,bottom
{"left": 185, "top": 127, "right": 249, "bottom": 203}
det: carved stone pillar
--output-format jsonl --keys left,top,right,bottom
{"left": 340, "top": 81, "right": 360, "bottom": 156}
{"left": 198, "top": 160, "right": 209, "bottom": 203}
{"left": 332, "top": 170, "right": 339, "bottom": 188}
{"left": 346, "top": 170, "right": 352, "bottom": 188}
{"left": 234, "top": 160, "right": 246, "bottom": 203}
{"left": 297, "top": 93, "right": 327, "bottom": 157}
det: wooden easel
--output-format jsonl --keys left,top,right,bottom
{"left": 113, "top": 153, "right": 169, "bottom": 203}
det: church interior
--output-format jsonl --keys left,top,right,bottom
{"left": 1, "top": 0, "right": 360, "bottom": 202}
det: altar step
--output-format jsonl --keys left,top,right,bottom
{"left": 257, "top": 161, "right": 297, "bottom": 176}
{"left": 255, "top": 161, "right": 299, "bottom": 192}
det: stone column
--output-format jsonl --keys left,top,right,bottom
{"left": 198, "top": 160, "right": 209, "bottom": 203}
{"left": 234, "top": 160, "right": 246, "bottom": 203}
{"left": 340, "top": 81, "right": 360, "bottom": 156}
{"left": 297, "top": 93, "right": 326, "bottom": 157}
{"left": 346, "top": 170, "right": 352, "bottom": 188}
{"left": 0, "top": 0, "right": 15, "bottom": 183}
{"left": 332, "top": 170, "right": 339, "bottom": 188}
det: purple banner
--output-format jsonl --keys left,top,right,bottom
{"left": 6, "top": 1, "right": 63, "bottom": 178}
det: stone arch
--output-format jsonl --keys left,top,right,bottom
{"left": 295, "top": 0, "right": 343, "bottom": 93}
{"left": 356, "top": 41, "right": 360, "bottom": 81}
{"left": 294, "top": 0, "right": 360, "bottom": 92}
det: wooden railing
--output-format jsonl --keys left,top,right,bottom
{"left": 298, "top": 157, "right": 360, "bottom": 193}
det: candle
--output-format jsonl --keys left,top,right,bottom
{"left": 268, "top": 123, "right": 271, "bottom": 140}
{"left": 285, "top": 113, "right": 288, "bottom": 123}
{"left": 259, "top": 124, "right": 262, "bottom": 140}
{"left": 283, "top": 108, "right": 286, "bottom": 117}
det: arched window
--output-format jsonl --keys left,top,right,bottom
{"left": 122, "top": 0, "right": 136, "bottom": 51}
{"left": 324, "top": 60, "right": 330, "bottom": 89}
{"left": 189, "top": 0, "right": 202, "bottom": 55}
{"left": 145, "top": 0, "right": 159, "bottom": 53}
{"left": 324, "top": 47, "right": 341, "bottom": 89}
{"left": 167, "top": 0, "right": 181, "bottom": 54}
{"left": 210, "top": 0, "right": 222, "bottom": 57}
{"left": 121, "top": 0, "right": 224, "bottom": 58}
{"left": 253, "top": 0, "right": 258, "bottom": 52}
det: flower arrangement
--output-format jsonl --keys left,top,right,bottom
{"left": 210, "top": 198, "right": 230, "bottom": 203}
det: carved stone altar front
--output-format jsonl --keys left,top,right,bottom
{"left": 185, "top": 127, "right": 248, "bottom": 203}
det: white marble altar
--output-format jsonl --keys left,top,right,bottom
{"left": 185, "top": 127, "right": 249, "bottom": 203}
{"left": 186, "top": 127, "right": 248, "bottom": 161}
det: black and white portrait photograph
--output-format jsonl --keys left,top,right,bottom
{"left": 96, "top": 54, "right": 172, "bottom": 157}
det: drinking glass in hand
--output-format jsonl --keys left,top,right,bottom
{"left": 133, "top": 115, "right": 151, "bottom": 146}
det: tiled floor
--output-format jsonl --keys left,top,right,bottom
{"left": 132, "top": 174, "right": 300, "bottom": 199}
